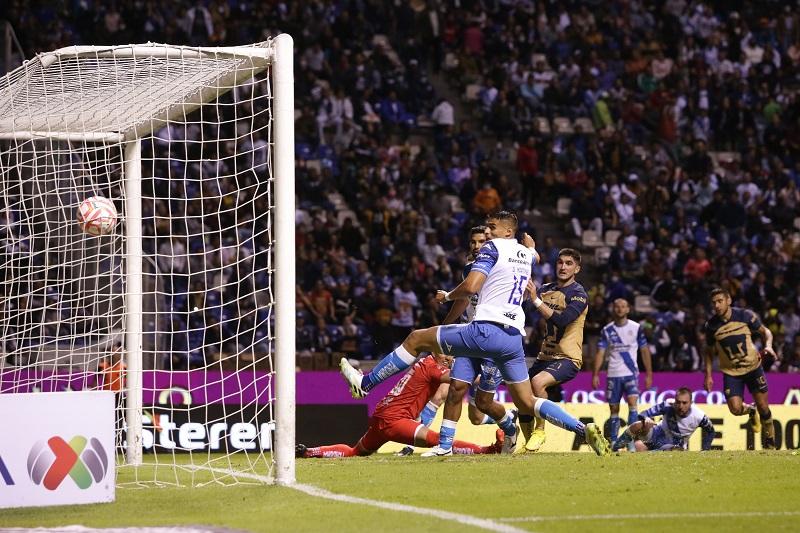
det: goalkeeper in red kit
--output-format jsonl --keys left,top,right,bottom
{"left": 296, "top": 354, "right": 505, "bottom": 458}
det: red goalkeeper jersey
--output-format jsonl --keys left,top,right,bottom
{"left": 372, "top": 356, "right": 448, "bottom": 422}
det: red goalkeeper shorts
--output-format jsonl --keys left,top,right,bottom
{"left": 357, "top": 417, "right": 423, "bottom": 452}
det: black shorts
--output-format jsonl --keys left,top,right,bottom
{"left": 528, "top": 358, "right": 580, "bottom": 385}
{"left": 723, "top": 367, "right": 768, "bottom": 400}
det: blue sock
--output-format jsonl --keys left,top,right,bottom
{"left": 609, "top": 415, "right": 620, "bottom": 443}
{"left": 497, "top": 411, "right": 516, "bottom": 436}
{"left": 613, "top": 429, "right": 633, "bottom": 451}
{"left": 481, "top": 414, "right": 496, "bottom": 425}
{"left": 438, "top": 419, "right": 457, "bottom": 450}
{"left": 535, "top": 399, "right": 585, "bottom": 438}
{"left": 361, "top": 345, "right": 415, "bottom": 392}
{"left": 627, "top": 407, "right": 638, "bottom": 429}
{"left": 420, "top": 401, "right": 438, "bottom": 427}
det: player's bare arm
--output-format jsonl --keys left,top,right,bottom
{"left": 436, "top": 270, "right": 487, "bottom": 304}
{"left": 641, "top": 345, "right": 654, "bottom": 389}
{"left": 703, "top": 347, "right": 714, "bottom": 392}
{"left": 442, "top": 297, "right": 470, "bottom": 324}
{"left": 592, "top": 347, "right": 606, "bottom": 389}
{"left": 758, "top": 324, "right": 778, "bottom": 360}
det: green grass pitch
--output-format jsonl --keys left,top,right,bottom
{"left": 2, "top": 452, "right": 799, "bottom": 532}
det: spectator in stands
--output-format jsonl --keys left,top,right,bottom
{"left": 11, "top": 0, "right": 800, "bottom": 373}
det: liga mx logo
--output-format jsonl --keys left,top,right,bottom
{"left": 27, "top": 436, "right": 109, "bottom": 490}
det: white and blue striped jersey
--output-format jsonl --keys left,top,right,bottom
{"left": 598, "top": 319, "right": 647, "bottom": 378}
{"left": 471, "top": 238, "right": 536, "bottom": 334}
{"left": 642, "top": 399, "right": 715, "bottom": 450}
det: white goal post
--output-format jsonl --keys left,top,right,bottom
{"left": 0, "top": 36, "right": 295, "bottom": 485}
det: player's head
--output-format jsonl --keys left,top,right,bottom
{"left": 710, "top": 287, "right": 732, "bottom": 317}
{"left": 612, "top": 298, "right": 630, "bottom": 320}
{"left": 556, "top": 248, "right": 581, "bottom": 283}
{"left": 468, "top": 225, "right": 488, "bottom": 259}
{"left": 674, "top": 387, "right": 693, "bottom": 417}
{"left": 485, "top": 211, "right": 518, "bottom": 239}
{"left": 432, "top": 352, "right": 454, "bottom": 368}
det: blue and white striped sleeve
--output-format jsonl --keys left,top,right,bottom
{"left": 640, "top": 401, "right": 668, "bottom": 420}
{"left": 598, "top": 326, "right": 609, "bottom": 349}
{"left": 471, "top": 241, "right": 499, "bottom": 277}
{"left": 699, "top": 415, "right": 715, "bottom": 451}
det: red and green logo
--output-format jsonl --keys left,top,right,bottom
{"left": 27, "top": 436, "right": 108, "bottom": 490}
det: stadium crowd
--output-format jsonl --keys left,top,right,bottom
{"left": 4, "top": 0, "right": 800, "bottom": 373}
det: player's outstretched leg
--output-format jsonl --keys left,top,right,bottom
{"left": 421, "top": 428, "right": 502, "bottom": 456}
{"left": 340, "top": 327, "right": 441, "bottom": 398}
{"left": 340, "top": 357, "right": 366, "bottom": 399}
{"left": 297, "top": 443, "right": 359, "bottom": 458}
{"left": 534, "top": 398, "right": 610, "bottom": 456}
{"left": 584, "top": 423, "right": 611, "bottom": 456}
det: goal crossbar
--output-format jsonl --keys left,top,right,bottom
{"left": 0, "top": 41, "right": 273, "bottom": 142}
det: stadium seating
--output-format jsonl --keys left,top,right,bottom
{"left": 556, "top": 197, "right": 572, "bottom": 217}
{"left": 634, "top": 295, "right": 656, "bottom": 315}
{"left": 581, "top": 230, "right": 603, "bottom": 248}
{"left": 604, "top": 229, "right": 621, "bottom": 247}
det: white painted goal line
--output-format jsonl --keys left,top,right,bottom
{"left": 194, "top": 466, "right": 530, "bottom": 533}
{"left": 498, "top": 511, "right": 800, "bottom": 523}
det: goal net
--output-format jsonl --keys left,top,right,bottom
{"left": 0, "top": 37, "right": 296, "bottom": 486}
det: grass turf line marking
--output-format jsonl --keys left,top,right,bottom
{"left": 195, "top": 466, "right": 529, "bottom": 533}
{"left": 499, "top": 511, "right": 800, "bottom": 522}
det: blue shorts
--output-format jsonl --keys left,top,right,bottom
{"left": 437, "top": 321, "right": 528, "bottom": 384}
{"left": 606, "top": 375, "right": 640, "bottom": 404}
{"left": 644, "top": 425, "right": 685, "bottom": 451}
{"left": 451, "top": 357, "right": 502, "bottom": 393}
{"left": 723, "top": 367, "right": 768, "bottom": 400}
{"left": 528, "top": 358, "right": 580, "bottom": 384}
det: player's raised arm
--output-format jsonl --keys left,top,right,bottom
{"left": 520, "top": 232, "right": 539, "bottom": 263}
{"left": 529, "top": 281, "right": 587, "bottom": 327}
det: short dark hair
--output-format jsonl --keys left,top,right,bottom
{"left": 469, "top": 225, "right": 487, "bottom": 236}
{"left": 488, "top": 211, "right": 518, "bottom": 231}
{"left": 710, "top": 287, "right": 730, "bottom": 299}
{"left": 558, "top": 248, "right": 582, "bottom": 265}
{"left": 676, "top": 387, "right": 693, "bottom": 399}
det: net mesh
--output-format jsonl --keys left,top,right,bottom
{"left": 0, "top": 42, "right": 278, "bottom": 486}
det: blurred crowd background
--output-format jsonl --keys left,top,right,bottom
{"left": 2, "top": 0, "right": 800, "bottom": 373}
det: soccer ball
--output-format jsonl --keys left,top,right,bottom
{"left": 77, "top": 196, "right": 118, "bottom": 236}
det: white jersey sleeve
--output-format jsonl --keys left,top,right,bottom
{"left": 471, "top": 238, "right": 535, "bottom": 334}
